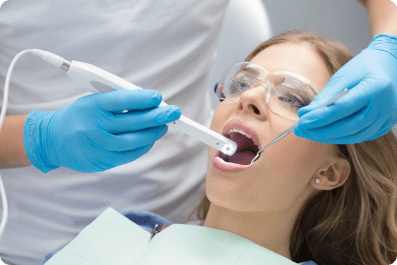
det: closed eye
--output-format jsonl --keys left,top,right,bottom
{"left": 278, "top": 93, "right": 308, "bottom": 108}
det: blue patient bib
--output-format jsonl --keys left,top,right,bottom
{"left": 45, "top": 208, "right": 299, "bottom": 265}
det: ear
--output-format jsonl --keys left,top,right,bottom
{"left": 312, "top": 157, "right": 351, "bottom": 190}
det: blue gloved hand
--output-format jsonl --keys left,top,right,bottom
{"left": 294, "top": 34, "right": 397, "bottom": 144}
{"left": 23, "top": 89, "right": 181, "bottom": 173}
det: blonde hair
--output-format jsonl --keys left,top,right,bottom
{"left": 188, "top": 30, "right": 397, "bottom": 265}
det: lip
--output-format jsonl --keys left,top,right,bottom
{"left": 221, "top": 119, "right": 262, "bottom": 150}
{"left": 212, "top": 150, "right": 256, "bottom": 173}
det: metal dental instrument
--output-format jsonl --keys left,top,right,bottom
{"left": 250, "top": 88, "right": 349, "bottom": 164}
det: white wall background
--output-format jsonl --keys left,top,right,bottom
{"left": 263, "top": 0, "right": 371, "bottom": 54}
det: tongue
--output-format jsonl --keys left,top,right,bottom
{"left": 227, "top": 151, "right": 256, "bottom": 165}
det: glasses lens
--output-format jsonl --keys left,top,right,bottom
{"left": 217, "top": 62, "right": 264, "bottom": 101}
{"left": 216, "top": 62, "right": 318, "bottom": 119}
{"left": 268, "top": 72, "right": 317, "bottom": 119}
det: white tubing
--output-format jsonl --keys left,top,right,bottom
{"left": 0, "top": 49, "right": 33, "bottom": 240}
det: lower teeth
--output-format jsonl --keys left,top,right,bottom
{"left": 219, "top": 152, "right": 228, "bottom": 161}
{"left": 219, "top": 154, "right": 233, "bottom": 164}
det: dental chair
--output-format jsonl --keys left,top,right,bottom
{"left": 209, "top": 0, "right": 273, "bottom": 111}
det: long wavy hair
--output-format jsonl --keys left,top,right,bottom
{"left": 188, "top": 30, "right": 397, "bottom": 265}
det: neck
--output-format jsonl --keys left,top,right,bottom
{"left": 203, "top": 203, "right": 299, "bottom": 261}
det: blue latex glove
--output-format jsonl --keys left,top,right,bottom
{"left": 24, "top": 89, "right": 181, "bottom": 173}
{"left": 294, "top": 34, "right": 397, "bottom": 144}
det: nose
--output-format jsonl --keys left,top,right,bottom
{"left": 236, "top": 74, "right": 286, "bottom": 118}
{"left": 237, "top": 84, "right": 270, "bottom": 118}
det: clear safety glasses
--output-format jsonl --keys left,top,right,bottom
{"left": 213, "top": 62, "right": 349, "bottom": 165}
{"left": 214, "top": 62, "right": 321, "bottom": 120}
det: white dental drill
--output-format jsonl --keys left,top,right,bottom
{"left": 31, "top": 49, "right": 237, "bottom": 156}
{"left": 0, "top": 48, "right": 237, "bottom": 242}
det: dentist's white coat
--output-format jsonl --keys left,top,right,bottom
{"left": 0, "top": 0, "right": 271, "bottom": 264}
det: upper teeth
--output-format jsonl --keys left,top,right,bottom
{"left": 227, "top": 128, "right": 252, "bottom": 139}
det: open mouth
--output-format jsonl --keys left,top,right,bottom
{"left": 219, "top": 132, "right": 260, "bottom": 165}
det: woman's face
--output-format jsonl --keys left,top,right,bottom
{"left": 206, "top": 42, "right": 343, "bottom": 212}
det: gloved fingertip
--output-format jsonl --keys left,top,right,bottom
{"left": 293, "top": 124, "right": 309, "bottom": 139}
{"left": 297, "top": 107, "right": 311, "bottom": 118}
{"left": 170, "top": 106, "right": 181, "bottom": 120}
{"left": 161, "top": 125, "right": 169, "bottom": 136}
{"left": 297, "top": 108, "right": 304, "bottom": 117}
{"left": 152, "top": 91, "right": 162, "bottom": 105}
{"left": 293, "top": 125, "right": 300, "bottom": 137}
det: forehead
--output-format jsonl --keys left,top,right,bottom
{"left": 248, "top": 42, "right": 330, "bottom": 89}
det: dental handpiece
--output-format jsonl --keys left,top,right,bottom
{"left": 31, "top": 49, "right": 237, "bottom": 156}
{"left": 249, "top": 88, "right": 350, "bottom": 164}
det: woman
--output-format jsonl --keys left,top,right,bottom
{"left": 190, "top": 30, "right": 397, "bottom": 265}
{"left": 43, "top": 31, "right": 397, "bottom": 265}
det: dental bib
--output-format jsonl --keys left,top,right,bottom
{"left": 45, "top": 208, "right": 298, "bottom": 265}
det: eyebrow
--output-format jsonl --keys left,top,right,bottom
{"left": 239, "top": 66, "right": 261, "bottom": 76}
{"left": 282, "top": 75, "right": 319, "bottom": 96}
{"left": 239, "top": 66, "right": 320, "bottom": 95}
{"left": 278, "top": 71, "right": 320, "bottom": 95}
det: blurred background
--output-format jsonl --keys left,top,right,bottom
{"left": 264, "top": 0, "right": 371, "bottom": 54}
{"left": 209, "top": 0, "right": 371, "bottom": 110}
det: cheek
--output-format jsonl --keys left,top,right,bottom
{"left": 210, "top": 103, "right": 227, "bottom": 131}
{"left": 253, "top": 136, "right": 325, "bottom": 210}
{"left": 268, "top": 136, "right": 323, "bottom": 180}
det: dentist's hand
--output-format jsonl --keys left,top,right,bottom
{"left": 294, "top": 34, "right": 397, "bottom": 144}
{"left": 23, "top": 89, "right": 181, "bottom": 173}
